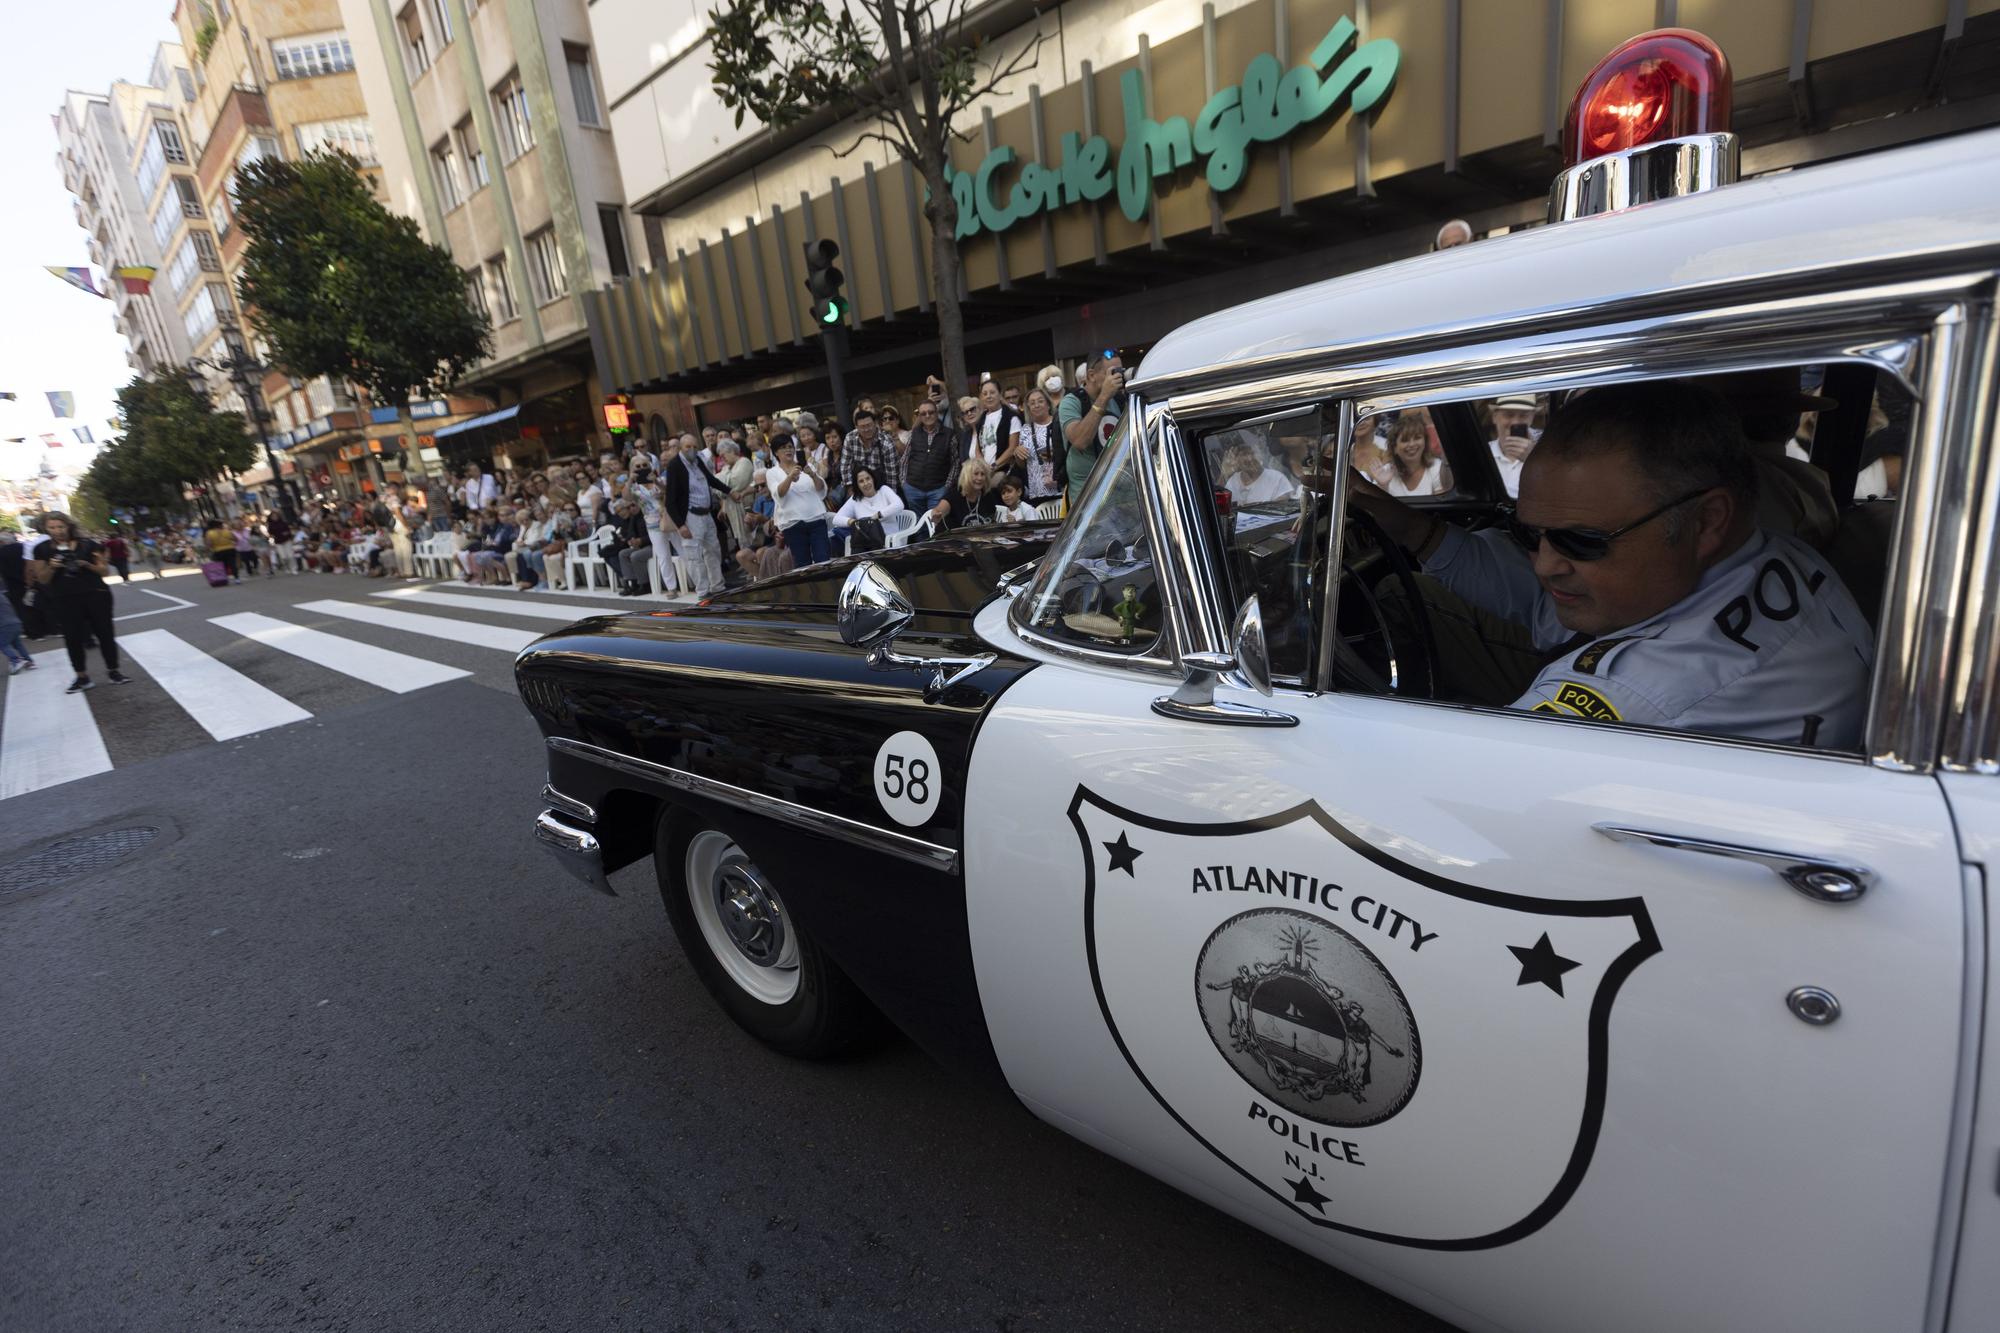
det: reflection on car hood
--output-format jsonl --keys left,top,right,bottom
{"left": 710, "top": 526, "right": 1057, "bottom": 618}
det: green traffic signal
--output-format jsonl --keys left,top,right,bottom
{"left": 820, "top": 299, "right": 844, "bottom": 326}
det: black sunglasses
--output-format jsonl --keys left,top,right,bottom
{"left": 1504, "top": 486, "right": 1713, "bottom": 562}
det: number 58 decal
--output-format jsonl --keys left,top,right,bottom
{"left": 874, "top": 730, "right": 943, "bottom": 827}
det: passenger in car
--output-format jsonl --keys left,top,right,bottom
{"left": 1350, "top": 379, "right": 1875, "bottom": 749}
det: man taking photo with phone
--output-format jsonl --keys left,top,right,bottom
{"left": 1060, "top": 350, "right": 1125, "bottom": 504}
{"left": 1487, "top": 393, "right": 1541, "bottom": 498}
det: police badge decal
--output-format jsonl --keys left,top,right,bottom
{"left": 1072, "top": 785, "right": 1660, "bottom": 1250}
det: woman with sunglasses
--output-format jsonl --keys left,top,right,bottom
{"left": 1345, "top": 378, "right": 1872, "bottom": 749}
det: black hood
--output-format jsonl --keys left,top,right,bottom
{"left": 708, "top": 526, "right": 1055, "bottom": 618}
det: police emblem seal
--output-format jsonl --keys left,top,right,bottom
{"left": 1196, "top": 909, "right": 1419, "bottom": 1128}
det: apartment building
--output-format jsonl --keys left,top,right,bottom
{"left": 336, "top": 0, "right": 636, "bottom": 472}
{"left": 54, "top": 58, "right": 198, "bottom": 379}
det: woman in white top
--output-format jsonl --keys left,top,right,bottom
{"left": 1221, "top": 443, "right": 1301, "bottom": 506}
{"left": 1375, "top": 410, "right": 1453, "bottom": 497}
{"left": 831, "top": 465, "right": 906, "bottom": 546}
{"left": 764, "top": 435, "right": 833, "bottom": 567}
{"left": 968, "top": 379, "right": 1025, "bottom": 480}
{"left": 1018, "top": 389, "right": 1064, "bottom": 505}
{"left": 630, "top": 463, "right": 678, "bottom": 593}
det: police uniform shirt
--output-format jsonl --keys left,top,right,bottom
{"left": 1424, "top": 525, "right": 1875, "bottom": 749}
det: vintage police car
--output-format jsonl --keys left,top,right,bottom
{"left": 518, "top": 30, "right": 2000, "bottom": 1333}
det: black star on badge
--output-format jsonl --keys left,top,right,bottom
{"left": 1102, "top": 831, "right": 1142, "bottom": 876}
{"left": 1509, "top": 932, "right": 1581, "bottom": 996}
{"left": 1286, "top": 1174, "right": 1331, "bottom": 1214}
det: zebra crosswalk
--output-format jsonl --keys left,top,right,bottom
{"left": 0, "top": 583, "right": 618, "bottom": 803}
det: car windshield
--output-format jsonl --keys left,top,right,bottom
{"left": 1015, "top": 409, "right": 1163, "bottom": 656}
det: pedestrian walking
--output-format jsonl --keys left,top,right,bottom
{"left": 0, "top": 530, "right": 46, "bottom": 639}
{"left": 0, "top": 582, "right": 32, "bottom": 675}
{"left": 203, "top": 517, "right": 237, "bottom": 582}
{"left": 104, "top": 532, "right": 131, "bottom": 582}
{"left": 232, "top": 518, "right": 255, "bottom": 579}
{"left": 28, "top": 512, "right": 126, "bottom": 694}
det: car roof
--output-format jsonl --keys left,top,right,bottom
{"left": 1135, "top": 126, "right": 2000, "bottom": 394}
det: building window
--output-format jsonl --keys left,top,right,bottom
{"left": 464, "top": 268, "right": 488, "bottom": 321}
{"left": 157, "top": 121, "right": 188, "bottom": 165}
{"left": 271, "top": 30, "right": 356, "bottom": 81}
{"left": 174, "top": 177, "right": 204, "bottom": 219}
{"left": 136, "top": 127, "right": 171, "bottom": 198}
{"left": 526, "top": 227, "right": 568, "bottom": 305}
{"left": 485, "top": 253, "right": 517, "bottom": 322}
{"left": 207, "top": 281, "right": 236, "bottom": 326}
{"left": 191, "top": 228, "right": 222, "bottom": 270}
{"left": 429, "top": 137, "right": 462, "bottom": 210}
{"left": 397, "top": 3, "right": 431, "bottom": 80}
{"left": 166, "top": 236, "right": 200, "bottom": 296}
{"left": 565, "top": 44, "right": 601, "bottom": 128}
{"left": 598, "top": 206, "right": 629, "bottom": 279}
{"left": 455, "top": 117, "right": 487, "bottom": 191}
{"left": 426, "top": 0, "right": 453, "bottom": 47}
{"left": 294, "top": 117, "right": 377, "bottom": 166}
{"left": 491, "top": 70, "right": 533, "bottom": 161}
{"left": 184, "top": 285, "right": 219, "bottom": 341}
{"left": 177, "top": 68, "right": 196, "bottom": 101}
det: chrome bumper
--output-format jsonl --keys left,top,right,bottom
{"left": 535, "top": 807, "right": 614, "bottom": 895}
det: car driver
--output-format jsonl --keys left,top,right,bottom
{"left": 1347, "top": 378, "right": 1875, "bottom": 749}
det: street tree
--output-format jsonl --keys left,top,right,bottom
{"left": 83, "top": 370, "right": 256, "bottom": 519}
{"left": 707, "top": 0, "right": 1043, "bottom": 398}
{"left": 233, "top": 151, "right": 490, "bottom": 476}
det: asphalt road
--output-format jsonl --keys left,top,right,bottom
{"left": 1, "top": 569, "right": 1451, "bottom": 1332}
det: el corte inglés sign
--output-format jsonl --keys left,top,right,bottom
{"left": 946, "top": 14, "right": 1401, "bottom": 238}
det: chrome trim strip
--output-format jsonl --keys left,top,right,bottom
{"left": 542, "top": 783, "right": 597, "bottom": 823}
{"left": 535, "top": 810, "right": 614, "bottom": 895}
{"left": 547, "top": 736, "right": 960, "bottom": 873}
{"left": 1548, "top": 133, "right": 1740, "bottom": 224}
{"left": 1938, "top": 289, "right": 2000, "bottom": 772}
{"left": 1148, "top": 400, "right": 1232, "bottom": 661}
{"left": 1593, "top": 823, "right": 1872, "bottom": 904}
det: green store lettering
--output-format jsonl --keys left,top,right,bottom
{"left": 946, "top": 15, "right": 1401, "bottom": 238}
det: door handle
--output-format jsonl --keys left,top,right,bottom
{"left": 1592, "top": 823, "right": 1873, "bottom": 904}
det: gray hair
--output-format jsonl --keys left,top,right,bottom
{"left": 1535, "top": 380, "right": 1760, "bottom": 542}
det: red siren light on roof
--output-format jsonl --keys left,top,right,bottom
{"left": 1561, "top": 28, "right": 1732, "bottom": 169}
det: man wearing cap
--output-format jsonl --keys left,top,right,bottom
{"left": 1351, "top": 378, "right": 1873, "bottom": 749}
{"left": 1486, "top": 394, "right": 1540, "bottom": 498}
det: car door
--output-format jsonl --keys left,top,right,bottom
{"left": 963, "top": 369, "right": 1970, "bottom": 1332}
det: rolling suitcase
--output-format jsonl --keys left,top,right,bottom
{"left": 202, "top": 560, "right": 228, "bottom": 587}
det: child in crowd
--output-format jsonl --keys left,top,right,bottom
{"left": 994, "top": 474, "right": 1039, "bottom": 523}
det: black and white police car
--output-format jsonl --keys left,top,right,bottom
{"left": 520, "top": 28, "right": 2000, "bottom": 1332}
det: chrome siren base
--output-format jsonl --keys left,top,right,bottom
{"left": 1548, "top": 133, "right": 1739, "bottom": 224}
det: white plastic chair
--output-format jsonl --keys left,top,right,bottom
{"left": 1034, "top": 498, "right": 1063, "bottom": 521}
{"left": 878, "top": 510, "right": 920, "bottom": 549}
{"left": 891, "top": 512, "right": 936, "bottom": 549}
{"left": 565, "top": 528, "right": 616, "bottom": 592}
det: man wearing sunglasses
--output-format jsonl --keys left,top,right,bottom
{"left": 1348, "top": 378, "right": 1873, "bottom": 749}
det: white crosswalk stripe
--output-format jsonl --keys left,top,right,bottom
{"left": 210, "top": 612, "right": 471, "bottom": 692}
{"left": 118, "top": 629, "right": 312, "bottom": 741}
{"left": 372, "top": 587, "right": 612, "bottom": 622}
{"left": 294, "top": 599, "right": 538, "bottom": 652}
{"left": 0, "top": 662, "right": 113, "bottom": 800}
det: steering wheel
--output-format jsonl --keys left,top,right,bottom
{"left": 1328, "top": 504, "right": 1438, "bottom": 699}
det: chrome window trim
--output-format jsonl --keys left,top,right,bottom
{"left": 548, "top": 736, "right": 959, "bottom": 873}
{"left": 1155, "top": 276, "right": 2000, "bottom": 773}
{"left": 1933, "top": 287, "right": 2000, "bottom": 772}
{"left": 1009, "top": 394, "right": 1181, "bottom": 674}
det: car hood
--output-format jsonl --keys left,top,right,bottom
{"left": 704, "top": 526, "right": 1055, "bottom": 619}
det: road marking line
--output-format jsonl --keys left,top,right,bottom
{"left": 114, "top": 586, "right": 198, "bottom": 623}
{"left": 209, "top": 612, "right": 469, "bottom": 693}
{"left": 118, "top": 629, "right": 312, "bottom": 741}
{"left": 373, "top": 587, "right": 611, "bottom": 622}
{"left": 0, "top": 660, "right": 113, "bottom": 801}
{"left": 293, "top": 599, "right": 537, "bottom": 652}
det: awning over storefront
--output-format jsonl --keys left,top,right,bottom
{"left": 433, "top": 404, "right": 520, "bottom": 439}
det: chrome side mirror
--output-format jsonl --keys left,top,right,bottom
{"left": 839, "top": 562, "right": 914, "bottom": 649}
{"left": 839, "top": 561, "right": 994, "bottom": 702}
{"left": 1152, "top": 595, "right": 1298, "bottom": 727}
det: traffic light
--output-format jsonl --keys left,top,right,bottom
{"left": 802, "top": 239, "right": 849, "bottom": 328}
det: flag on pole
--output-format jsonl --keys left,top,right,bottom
{"left": 41, "top": 433, "right": 64, "bottom": 448}
{"left": 73, "top": 426, "right": 95, "bottom": 445}
{"left": 45, "top": 266, "right": 105, "bottom": 298}
{"left": 46, "top": 391, "right": 75, "bottom": 419}
{"left": 114, "top": 265, "right": 157, "bottom": 295}
{"left": 0, "top": 392, "right": 15, "bottom": 401}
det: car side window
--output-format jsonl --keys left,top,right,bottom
{"left": 1016, "top": 410, "right": 1165, "bottom": 656}
{"left": 1330, "top": 365, "right": 1906, "bottom": 754}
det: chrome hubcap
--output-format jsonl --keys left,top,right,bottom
{"left": 684, "top": 830, "right": 800, "bottom": 1006}
{"left": 716, "top": 863, "right": 786, "bottom": 966}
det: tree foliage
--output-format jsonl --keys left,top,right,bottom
{"left": 707, "top": 0, "right": 1042, "bottom": 396}
{"left": 82, "top": 369, "right": 257, "bottom": 517}
{"left": 234, "top": 152, "right": 490, "bottom": 415}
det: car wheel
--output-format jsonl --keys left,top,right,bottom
{"left": 656, "top": 817, "right": 878, "bottom": 1057}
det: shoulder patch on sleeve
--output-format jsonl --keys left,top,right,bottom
{"left": 1552, "top": 681, "right": 1622, "bottom": 721}
{"left": 1572, "top": 635, "right": 1642, "bottom": 676}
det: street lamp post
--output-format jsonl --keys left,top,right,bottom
{"left": 187, "top": 344, "right": 299, "bottom": 521}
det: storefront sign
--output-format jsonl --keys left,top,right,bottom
{"left": 948, "top": 14, "right": 1400, "bottom": 236}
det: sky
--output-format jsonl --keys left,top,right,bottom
{"left": 0, "top": 0, "right": 180, "bottom": 486}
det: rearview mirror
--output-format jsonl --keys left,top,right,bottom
{"left": 839, "top": 562, "right": 915, "bottom": 649}
{"left": 1151, "top": 595, "right": 1296, "bottom": 727}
